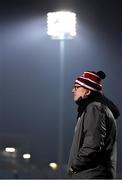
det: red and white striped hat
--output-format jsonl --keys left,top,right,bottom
{"left": 75, "top": 71, "right": 106, "bottom": 92}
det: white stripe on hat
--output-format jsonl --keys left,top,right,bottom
{"left": 75, "top": 80, "right": 99, "bottom": 91}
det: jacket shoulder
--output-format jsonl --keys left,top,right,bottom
{"left": 87, "top": 101, "right": 115, "bottom": 119}
{"left": 87, "top": 101, "right": 103, "bottom": 110}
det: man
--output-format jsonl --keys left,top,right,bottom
{"left": 68, "top": 70, "right": 120, "bottom": 179}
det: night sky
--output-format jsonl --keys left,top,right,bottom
{"left": 0, "top": 0, "right": 122, "bottom": 178}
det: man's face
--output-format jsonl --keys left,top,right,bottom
{"left": 72, "top": 85, "right": 90, "bottom": 102}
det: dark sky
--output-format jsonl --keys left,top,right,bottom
{"left": 0, "top": 0, "right": 122, "bottom": 178}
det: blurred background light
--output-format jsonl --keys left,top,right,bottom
{"left": 5, "top": 147, "right": 16, "bottom": 153}
{"left": 49, "top": 162, "right": 58, "bottom": 170}
{"left": 23, "top": 153, "right": 31, "bottom": 159}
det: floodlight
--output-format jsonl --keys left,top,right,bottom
{"left": 47, "top": 11, "right": 76, "bottom": 39}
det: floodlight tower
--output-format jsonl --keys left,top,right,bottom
{"left": 47, "top": 11, "right": 76, "bottom": 178}
{"left": 47, "top": 11, "right": 76, "bottom": 39}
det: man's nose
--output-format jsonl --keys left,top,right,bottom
{"left": 72, "top": 88, "right": 75, "bottom": 93}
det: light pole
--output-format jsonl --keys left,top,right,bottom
{"left": 47, "top": 11, "right": 76, "bottom": 178}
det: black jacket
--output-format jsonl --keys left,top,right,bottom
{"left": 68, "top": 93, "right": 120, "bottom": 179}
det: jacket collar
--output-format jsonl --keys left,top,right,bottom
{"left": 77, "top": 92, "right": 120, "bottom": 119}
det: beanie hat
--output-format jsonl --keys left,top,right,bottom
{"left": 75, "top": 70, "right": 106, "bottom": 92}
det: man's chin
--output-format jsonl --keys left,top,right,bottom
{"left": 74, "top": 97, "right": 79, "bottom": 102}
{"left": 74, "top": 96, "right": 84, "bottom": 104}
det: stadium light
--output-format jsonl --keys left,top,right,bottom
{"left": 47, "top": 11, "right": 76, "bottom": 39}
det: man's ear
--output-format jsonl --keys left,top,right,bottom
{"left": 85, "top": 89, "right": 91, "bottom": 96}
